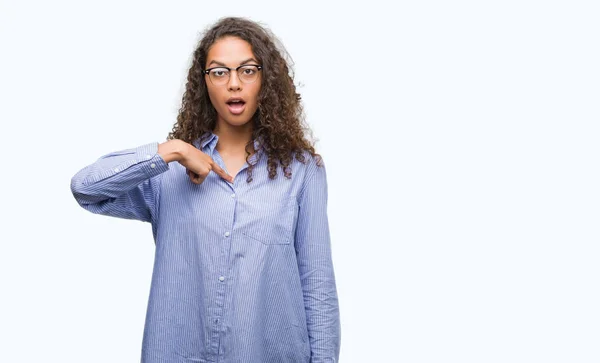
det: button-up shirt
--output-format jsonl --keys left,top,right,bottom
{"left": 70, "top": 132, "right": 341, "bottom": 363}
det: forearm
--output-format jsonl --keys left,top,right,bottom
{"left": 70, "top": 142, "right": 168, "bottom": 221}
{"left": 300, "top": 258, "right": 341, "bottom": 363}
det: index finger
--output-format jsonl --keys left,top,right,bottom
{"left": 211, "top": 163, "right": 233, "bottom": 182}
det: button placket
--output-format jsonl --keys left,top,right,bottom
{"left": 210, "top": 182, "right": 239, "bottom": 357}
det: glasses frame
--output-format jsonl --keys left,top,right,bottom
{"left": 203, "top": 64, "right": 263, "bottom": 85}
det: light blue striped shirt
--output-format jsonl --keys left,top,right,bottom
{"left": 70, "top": 132, "right": 340, "bottom": 363}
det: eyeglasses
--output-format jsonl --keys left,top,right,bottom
{"left": 203, "top": 64, "right": 263, "bottom": 85}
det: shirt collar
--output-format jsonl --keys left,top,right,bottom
{"left": 193, "top": 131, "right": 264, "bottom": 159}
{"left": 200, "top": 131, "right": 218, "bottom": 149}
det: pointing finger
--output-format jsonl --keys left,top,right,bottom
{"left": 212, "top": 163, "right": 233, "bottom": 182}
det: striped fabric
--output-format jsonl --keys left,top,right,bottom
{"left": 70, "top": 132, "right": 341, "bottom": 363}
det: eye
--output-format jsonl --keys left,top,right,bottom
{"left": 241, "top": 66, "right": 256, "bottom": 75}
{"left": 210, "top": 68, "right": 229, "bottom": 77}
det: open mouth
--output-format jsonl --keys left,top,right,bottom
{"left": 226, "top": 99, "right": 246, "bottom": 115}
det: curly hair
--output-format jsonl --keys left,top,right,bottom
{"left": 167, "top": 17, "right": 322, "bottom": 183}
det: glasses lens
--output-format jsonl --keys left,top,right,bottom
{"left": 238, "top": 65, "right": 259, "bottom": 83}
{"left": 209, "top": 68, "right": 229, "bottom": 85}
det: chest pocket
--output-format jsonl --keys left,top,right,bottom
{"left": 240, "top": 195, "right": 298, "bottom": 245}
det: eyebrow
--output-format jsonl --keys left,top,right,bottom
{"left": 208, "top": 58, "right": 259, "bottom": 67}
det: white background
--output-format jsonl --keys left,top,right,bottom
{"left": 1, "top": 1, "right": 599, "bottom": 362}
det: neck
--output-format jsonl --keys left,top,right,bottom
{"left": 213, "top": 119, "right": 254, "bottom": 155}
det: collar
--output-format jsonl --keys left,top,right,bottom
{"left": 193, "top": 131, "right": 264, "bottom": 159}
{"left": 199, "top": 131, "right": 218, "bottom": 149}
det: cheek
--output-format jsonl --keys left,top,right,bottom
{"left": 249, "top": 84, "right": 262, "bottom": 102}
{"left": 206, "top": 86, "right": 220, "bottom": 108}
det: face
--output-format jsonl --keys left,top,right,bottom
{"left": 205, "top": 36, "right": 262, "bottom": 129}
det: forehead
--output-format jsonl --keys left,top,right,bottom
{"left": 206, "top": 36, "right": 256, "bottom": 66}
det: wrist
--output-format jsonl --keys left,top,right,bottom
{"left": 158, "top": 139, "right": 188, "bottom": 163}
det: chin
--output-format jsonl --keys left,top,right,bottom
{"left": 221, "top": 111, "right": 257, "bottom": 127}
{"left": 225, "top": 117, "right": 253, "bottom": 127}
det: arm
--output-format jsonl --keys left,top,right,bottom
{"left": 70, "top": 140, "right": 185, "bottom": 222}
{"left": 295, "top": 158, "right": 341, "bottom": 363}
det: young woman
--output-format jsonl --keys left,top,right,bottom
{"left": 70, "top": 17, "right": 341, "bottom": 363}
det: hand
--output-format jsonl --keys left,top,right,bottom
{"left": 181, "top": 144, "right": 233, "bottom": 184}
{"left": 158, "top": 140, "right": 234, "bottom": 184}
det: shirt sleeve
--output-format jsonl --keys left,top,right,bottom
{"left": 70, "top": 142, "right": 169, "bottom": 223}
{"left": 294, "top": 157, "right": 341, "bottom": 363}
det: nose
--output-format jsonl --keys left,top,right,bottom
{"left": 228, "top": 70, "right": 242, "bottom": 91}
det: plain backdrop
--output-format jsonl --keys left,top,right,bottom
{"left": 1, "top": 1, "right": 599, "bottom": 362}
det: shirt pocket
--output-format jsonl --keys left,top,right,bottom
{"left": 241, "top": 195, "right": 298, "bottom": 245}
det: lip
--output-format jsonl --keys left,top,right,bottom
{"left": 226, "top": 101, "right": 246, "bottom": 115}
{"left": 225, "top": 97, "right": 246, "bottom": 116}
{"left": 226, "top": 97, "right": 246, "bottom": 103}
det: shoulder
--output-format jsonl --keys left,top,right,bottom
{"left": 294, "top": 149, "right": 325, "bottom": 170}
{"left": 293, "top": 150, "right": 327, "bottom": 195}
{"left": 289, "top": 149, "right": 325, "bottom": 179}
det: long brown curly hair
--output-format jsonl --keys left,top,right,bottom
{"left": 167, "top": 17, "right": 322, "bottom": 183}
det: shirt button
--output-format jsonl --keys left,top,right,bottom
{"left": 231, "top": 193, "right": 236, "bottom": 198}
{"left": 219, "top": 276, "right": 225, "bottom": 282}
{"left": 145, "top": 155, "right": 151, "bottom": 159}
{"left": 150, "top": 163, "right": 156, "bottom": 168}
{"left": 224, "top": 231, "right": 230, "bottom": 237}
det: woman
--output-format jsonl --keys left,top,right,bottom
{"left": 70, "top": 16, "right": 340, "bottom": 363}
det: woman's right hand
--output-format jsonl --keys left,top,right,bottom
{"left": 158, "top": 139, "right": 233, "bottom": 184}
